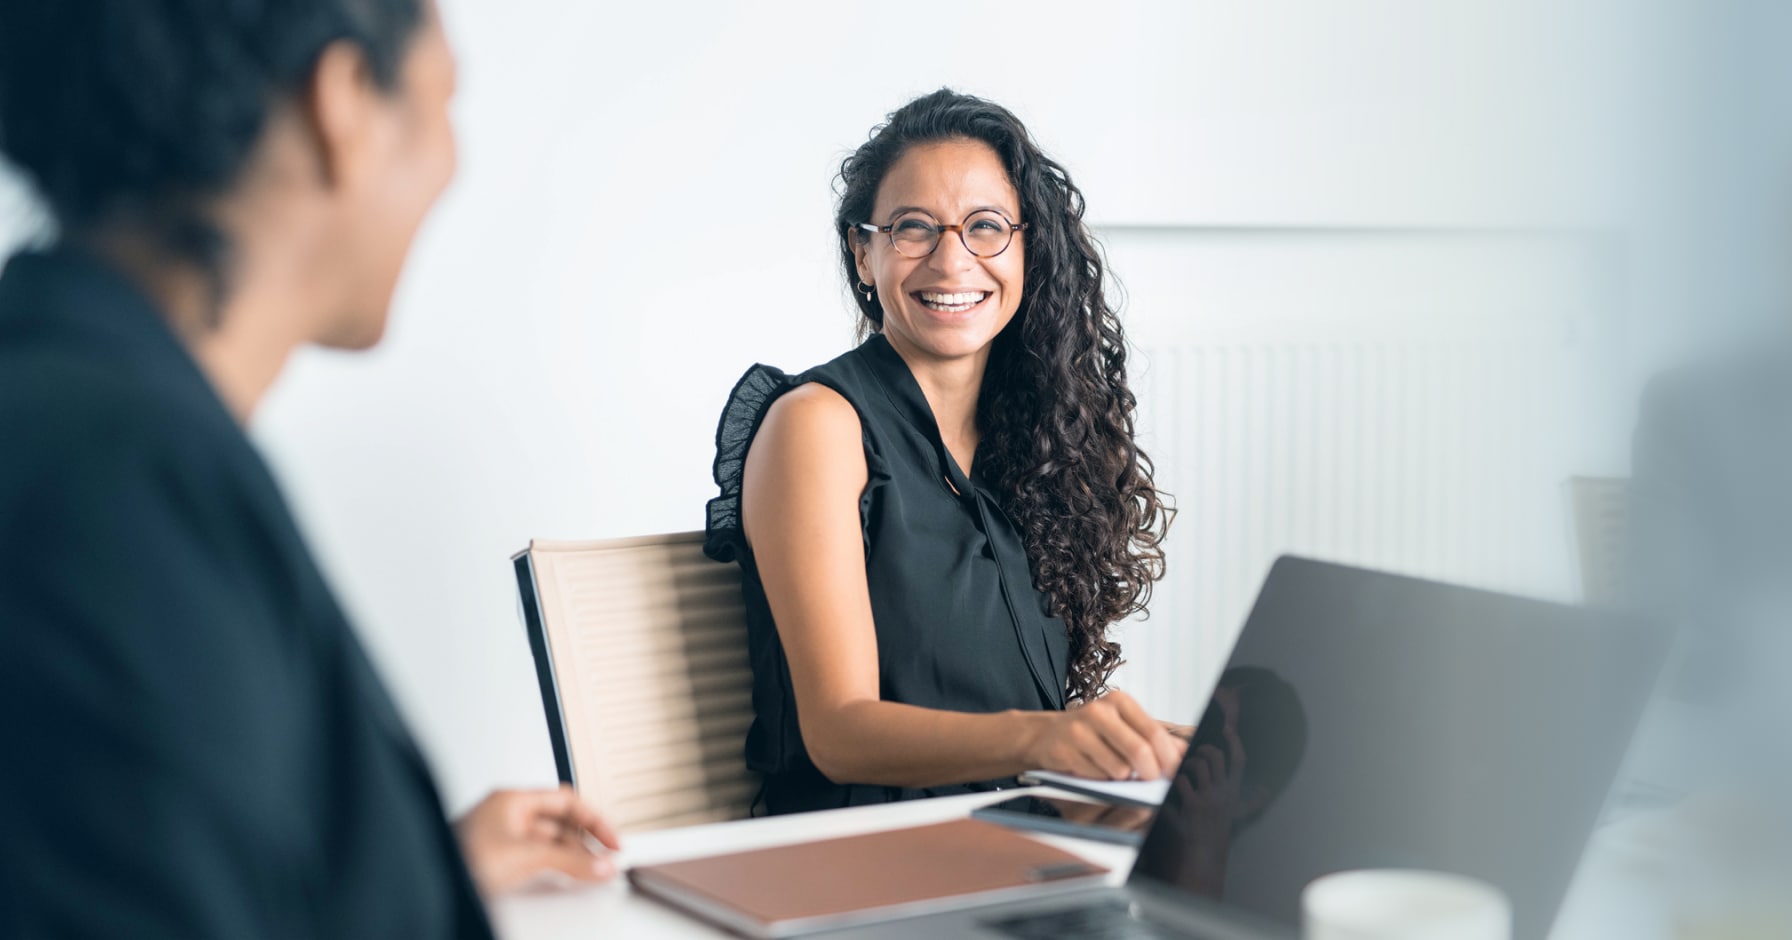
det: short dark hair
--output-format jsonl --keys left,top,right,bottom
{"left": 0, "top": 0, "right": 424, "bottom": 289}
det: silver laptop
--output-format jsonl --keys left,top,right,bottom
{"left": 821, "top": 556, "right": 1669, "bottom": 939}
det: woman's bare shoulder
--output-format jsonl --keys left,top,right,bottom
{"left": 755, "top": 382, "right": 862, "bottom": 453}
{"left": 743, "top": 382, "right": 869, "bottom": 540}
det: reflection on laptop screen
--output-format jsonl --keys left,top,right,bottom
{"left": 1132, "top": 557, "right": 1664, "bottom": 940}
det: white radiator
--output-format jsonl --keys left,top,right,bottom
{"left": 1099, "top": 227, "right": 1614, "bottom": 721}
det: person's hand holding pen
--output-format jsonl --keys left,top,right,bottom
{"left": 1023, "top": 688, "right": 1187, "bottom": 781}
{"left": 454, "top": 785, "right": 622, "bottom": 896}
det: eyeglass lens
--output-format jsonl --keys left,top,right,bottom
{"left": 889, "top": 210, "right": 1016, "bottom": 258}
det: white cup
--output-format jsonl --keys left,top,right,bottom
{"left": 1302, "top": 869, "right": 1511, "bottom": 940}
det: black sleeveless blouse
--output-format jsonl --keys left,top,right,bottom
{"left": 704, "top": 333, "right": 1071, "bottom": 815}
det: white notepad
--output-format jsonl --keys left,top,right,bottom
{"left": 1017, "top": 770, "right": 1171, "bottom": 808}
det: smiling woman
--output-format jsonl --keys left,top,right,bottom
{"left": 703, "top": 89, "right": 1179, "bottom": 816}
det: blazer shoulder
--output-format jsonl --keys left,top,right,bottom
{"left": 0, "top": 342, "right": 241, "bottom": 509}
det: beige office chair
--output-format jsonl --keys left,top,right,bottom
{"left": 511, "top": 532, "right": 759, "bottom": 831}
{"left": 1566, "top": 476, "right": 1629, "bottom": 606}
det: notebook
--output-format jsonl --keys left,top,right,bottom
{"left": 626, "top": 818, "right": 1109, "bottom": 938}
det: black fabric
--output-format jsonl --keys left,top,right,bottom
{"left": 0, "top": 249, "right": 492, "bottom": 939}
{"left": 704, "top": 333, "right": 1070, "bottom": 815}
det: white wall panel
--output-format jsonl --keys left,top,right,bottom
{"left": 1104, "top": 227, "right": 1616, "bottom": 721}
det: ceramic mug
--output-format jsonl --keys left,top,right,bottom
{"left": 1302, "top": 868, "right": 1510, "bottom": 940}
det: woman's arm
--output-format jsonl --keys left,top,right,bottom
{"left": 741, "top": 384, "right": 1183, "bottom": 788}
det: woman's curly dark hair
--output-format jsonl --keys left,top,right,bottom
{"left": 835, "top": 88, "right": 1173, "bottom": 703}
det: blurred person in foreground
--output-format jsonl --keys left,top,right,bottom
{"left": 1620, "top": 332, "right": 1792, "bottom": 932}
{"left": 0, "top": 1, "right": 618, "bottom": 936}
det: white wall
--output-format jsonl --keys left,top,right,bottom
{"left": 1112, "top": 223, "right": 1623, "bottom": 721}
{"left": 2, "top": 0, "right": 1649, "bottom": 811}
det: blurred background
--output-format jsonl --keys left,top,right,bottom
{"left": 6, "top": 0, "right": 1786, "bottom": 822}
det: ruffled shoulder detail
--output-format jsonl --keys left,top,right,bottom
{"left": 704, "top": 363, "right": 794, "bottom": 563}
{"left": 704, "top": 357, "right": 895, "bottom": 565}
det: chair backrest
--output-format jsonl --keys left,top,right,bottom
{"left": 1566, "top": 476, "right": 1629, "bottom": 606}
{"left": 511, "top": 532, "right": 758, "bottom": 831}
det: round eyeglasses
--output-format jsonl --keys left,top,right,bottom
{"left": 856, "top": 209, "right": 1028, "bottom": 259}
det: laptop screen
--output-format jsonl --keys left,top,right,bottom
{"left": 1130, "top": 557, "right": 1664, "bottom": 940}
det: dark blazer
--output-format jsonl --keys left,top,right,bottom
{"left": 0, "top": 249, "right": 493, "bottom": 938}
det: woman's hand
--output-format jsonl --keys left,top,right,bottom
{"left": 1024, "top": 689, "right": 1188, "bottom": 780}
{"left": 454, "top": 786, "right": 622, "bottom": 897}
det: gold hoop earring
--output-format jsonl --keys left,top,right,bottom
{"left": 858, "top": 281, "right": 875, "bottom": 303}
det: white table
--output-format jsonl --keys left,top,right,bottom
{"left": 490, "top": 787, "right": 1671, "bottom": 939}
{"left": 488, "top": 788, "right": 1132, "bottom": 939}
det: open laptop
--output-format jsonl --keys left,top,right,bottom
{"left": 821, "top": 556, "right": 1669, "bottom": 939}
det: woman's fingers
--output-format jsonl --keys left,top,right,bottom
{"left": 531, "top": 785, "right": 623, "bottom": 851}
{"left": 1070, "top": 713, "right": 1135, "bottom": 779}
{"left": 459, "top": 787, "right": 624, "bottom": 897}
{"left": 489, "top": 840, "right": 616, "bottom": 894}
{"left": 527, "top": 815, "right": 566, "bottom": 843}
{"left": 1084, "top": 699, "right": 1164, "bottom": 780}
{"left": 505, "top": 787, "right": 622, "bottom": 852}
{"left": 1093, "top": 691, "right": 1185, "bottom": 779}
{"left": 1046, "top": 692, "right": 1197, "bottom": 781}
{"left": 1112, "top": 691, "right": 1187, "bottom": 779}
{"left": 1154, "top": 728, "right": 1188, "bottom": 776}
{"left": 534, "top": 840, "right": 618, "bottom": 883}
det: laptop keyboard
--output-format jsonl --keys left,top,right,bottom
{"left": 982, "top": 899, "right": 1204, "bottom": 939}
